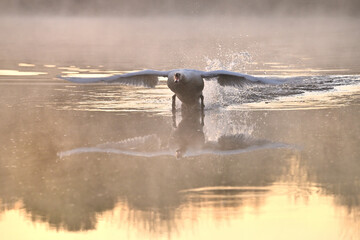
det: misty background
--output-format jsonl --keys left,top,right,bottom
{"left": 0, "top": 0, "right": 359, "bottom": 16}
{"left": 0, "top": 0, "right": 359, "bottom": 74}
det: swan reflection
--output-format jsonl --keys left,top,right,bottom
{"left": 1, "top": 99, "right": 359, "bottom": 236}
{"left": 60, "top": 107, "right": 290, "bottom": 159}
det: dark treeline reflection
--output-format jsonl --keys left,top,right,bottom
{"left": 264, "top": 104, "right": 360, "bottom": 219}
{"left": 1, "top": 0, "right": 359, "bottom": 16}
{"left": 0, "top": 85, "right": 290, "bottom": 232}
{"left": 0, "top": 83, "right": 359, "bottom": 234}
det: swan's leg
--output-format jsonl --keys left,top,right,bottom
{"left": 172, "top": 94, "right": 176, "bottom": 112}
{"left": 172, "top": 94, "right": 176, "bottom": 110}
{"left": 172, "top": 94, "right": 177, "bottom": 111}
{"left": 200, "top": 107, "right": 205, "bottom": 126}
{"left": 200, "top": 94, "right": 205, "bottom": 109}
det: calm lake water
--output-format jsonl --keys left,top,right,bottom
{"left": 0, "top": 16, "right": 360, "bottom": 239}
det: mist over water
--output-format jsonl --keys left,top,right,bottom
{"left": 1, "top": 0, "right": 360, "bottom": 16}
{"left": 1, "top": 15, "right": 359, "bottom": 75}
{"left": 0, "top": 1, "right": 360, "bottom": 240}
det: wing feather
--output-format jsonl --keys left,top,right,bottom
{"left": 200, "top": 70, "right": 281, "bottom": 86}
{"left": 59, "top": 70, "right": 170, "bottom": 88}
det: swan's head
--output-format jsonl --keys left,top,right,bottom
{"left": 175, "top": 147, "right": 186, "bottom": 159}
{"left": 174, "top": 72, "right": 182, "bottom": 83}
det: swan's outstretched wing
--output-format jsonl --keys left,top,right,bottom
{"left": 59, "top": 70, "right": 170, "bottom": 88}
{"left": 200, "top": 70, "right": 281, "bottom": 87}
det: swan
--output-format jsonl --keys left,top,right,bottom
{"left": 59, "top": 69, "right": 279, "bottom": 109}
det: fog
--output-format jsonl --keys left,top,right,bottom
{"left": 1, "top": 0, "right": 359, "bottom": 16}
{"left": 1, "top": 0, "right": 359, "bottom": 74}
{"left": 0, "top": 15, "right": 359, "bottom": 76}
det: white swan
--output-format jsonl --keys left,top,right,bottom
{"left": 59, "top": 69, "right": 279, "bottom": 109}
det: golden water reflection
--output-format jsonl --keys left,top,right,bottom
{"left": 1, "top": 181, "right": 359, "bottom": 240}
{"left": 0, "top": 78, "right": 359, "bottom": 239}
{"left": 0, "top": 69, "right": 47, "bottom": 76}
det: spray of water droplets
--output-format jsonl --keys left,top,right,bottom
{"left": 203, "top": 50, "right": 255, "bottom": 109}
{"left": 202, "top": 49, "right": 257, "bottom": 140}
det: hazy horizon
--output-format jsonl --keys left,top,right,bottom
{"left": 0, "top": 0, "right": 359, "bottom": 17}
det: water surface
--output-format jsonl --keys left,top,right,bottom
{"left": 0, "top": 16, "right": 359, "bottom": 239}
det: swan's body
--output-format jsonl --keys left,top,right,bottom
{"left": 59, "top": 69, "right": 279, "bottom": 109}
{"left": 167, "top": 70, "right": 205, "bottom": 108}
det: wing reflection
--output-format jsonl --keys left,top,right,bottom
{"left": 60, "top": 107, "right": 291, "bottom": 159}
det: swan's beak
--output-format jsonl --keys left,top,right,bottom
{"left": 174, "top": 73, "right": 181, "bottom": 83}
{"left": 175, "top": 149, "right": 183, "bottom": 159}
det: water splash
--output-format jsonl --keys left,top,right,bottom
{"left": 204, "top": 110, "right": 254, "bottom": 143}
{"left": 203, "top": 48, "right": 360, "bottom": 109}
{"left": 203, "top": 50, "right": 255, "bottom": 108}
{"left": 204, "top": 50, "right": 253, "bottom": 72}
